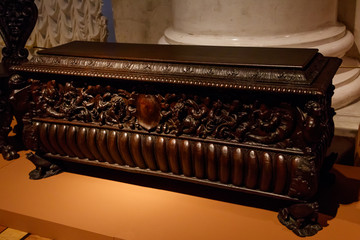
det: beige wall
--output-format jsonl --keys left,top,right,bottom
{"left": 111, "top": 0, "right": 171, "bottom": 43}
{"left": 0, "top": 0, "right": 358, "bottom": 55}
{"left": 111, "top": 0, "right": 359, "bottom": 58}
{"left": 111, "top": 0, "right": 359, "bottom": 49}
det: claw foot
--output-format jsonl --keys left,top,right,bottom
{"left": 278, "top": 202, "right": 322, "bottom": 237}
{"left": 26, "top": 152, "right": 62, "bottom": 179}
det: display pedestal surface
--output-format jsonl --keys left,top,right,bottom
{"left": 0, "top": 151, "right": 359, "bottom": 240}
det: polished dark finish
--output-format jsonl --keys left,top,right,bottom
{"left": 12, "top": 41, "right": 341, "bottom": 236}
{"left": 26, "top": 152, "right": 61, "bottom": 179}
{"left": 0, "top": 0, "right": 38, "bottom": 160}
{"left": 278, "top": 202, "right": 322, "bottom": 237}
{"left": 33, "top": 41, "right": 328, "bottom": 87}
{"left": 39, "top": 41, "right": 317, "bottom": 69}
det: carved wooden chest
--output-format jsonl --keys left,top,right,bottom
{"left": 12, "top": 41, "right": 341, "bottom": 236}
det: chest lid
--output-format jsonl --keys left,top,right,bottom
{"left": 12, "top": 41, "right": 341, "bottom": 95}
{"left": 39, "top": 41, "right": 317, "bottom": 69}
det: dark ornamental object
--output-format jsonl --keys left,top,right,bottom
{"left": 136, "top": 94, "right": 161, "bottom": 131}
{"left": 0, "top": 0, "right": 38, "bottom": 66}
{"left": 11, "top": 41, "right": 341, "bottom": 236}
{"left": 278, "top": 202, "right": 322, "bottom": 237}
{"left": 0, "top": 0, "right": 38, "bottom": 160}
{"left": 0, "top": 64, "right": 18, "bottom": 159}
{"left": 26, "top": 152, "right": 62, "bottom": 179}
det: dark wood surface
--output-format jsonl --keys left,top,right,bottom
{"left": 0, "top": 0, "right": 38, "bottom": 160}
{"left": 16, "top": 41, "right": 341, "bottom": 89}
{"left": 15, "top": 41, "right": 341, "bottom": 237}
{"left": 39, "top": 41, "right": 317, "bottom": 69}
{"left": 0, "top": 62, "right": 9, "bottom": 77}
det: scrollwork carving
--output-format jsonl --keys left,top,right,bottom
{"left": 27, "top": 80, "right": 330, "bottom": 152}
{"left": 288, "top": 157, "right": 317, "bottom": 199}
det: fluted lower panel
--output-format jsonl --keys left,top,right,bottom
{"left": 37, "top": 122, "right": 307, "bottom": 197}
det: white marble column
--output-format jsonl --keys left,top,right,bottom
{"left": 161, "top": 0, "right": 351, "bottom": 56}
{"left": 159, "top": 0, "right": 360, "bottom": 136}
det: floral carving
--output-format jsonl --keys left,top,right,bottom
{"left": 156, "top": 93, "right": 297, "bottom": 144}
{"left": 27, "top": 79, "right": 331, "bottom": 152}
{"left": 30, "top": 80, "right": 134, "bottom": 127}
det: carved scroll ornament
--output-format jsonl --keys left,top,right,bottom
{"left": 27, "top": 79, "right": 330, "bottom": 152}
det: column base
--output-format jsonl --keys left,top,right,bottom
{"left": 332, "top": 57, "right": 360, "bottom": 109}
{"left": 160, "top": 26, "right": 354, "bottom": 58}
{"left": 334, "top": 99, "right": 360, "bottom": 138}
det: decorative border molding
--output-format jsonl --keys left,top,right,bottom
{"left": 12, "top": 54, "right": 329, "bottom": 95}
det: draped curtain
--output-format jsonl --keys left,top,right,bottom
{"left": 28, "top": 0, "right": 108, "bottom": 48}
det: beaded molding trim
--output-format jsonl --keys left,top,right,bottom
{"left": 12, "top": 54, "right": 330, "bottom": 95}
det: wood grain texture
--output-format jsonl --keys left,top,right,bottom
{"left": 130, "top": 134, "right": 147, "bottom": 169}
{"left": 245, "top": 150, "right": 259, "bottom": 189}
{"left": 97, "top": 129, "right": 115, "bottom": 164}
{"left": 207, "top": 144, "right": 217, "bottom": 181}
{"left": 273, "top": 154, "right": 287, "bottom": 194}
{"left": 107, "top": 130, "right": 125, "bottom": 165}
{"left": 48, "top": 124, "right": 65, "bottom": 155}
{"left": 57, "top": 125, "right": 75, "bottom": 157}
{"left": 67, "top": 125, "right": 85, "bottom": 159}
{"left": 167, "top": 138, "right": 180, "bottom": 175}
{"left": 87, "top": 128, "right": 103, "bottom": 162}
{"left": 259, "top": 152, "right": 272, "bottom": 191}
{"left": 219, "top": 146, "right": 230, "bottom": 184}
{"left": 232, "top": 148, "right": 244, "bottom": 186}
{"left": 179, "top": 140, "right": 192, "bottom": 177}
{"left": 39, "top": 123, "right": 55, "bottom": 154}
{"left": 117, "top": 132, "right": 135, "bottom": 167}
{"left": 142, "top": 136, "right": 157, "bottom": 170}
{"left": 154, "top": 137, "right": 169, "bottom": 172}
{"left": 77, "top": 127, "right": 95, "bottom": 160}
